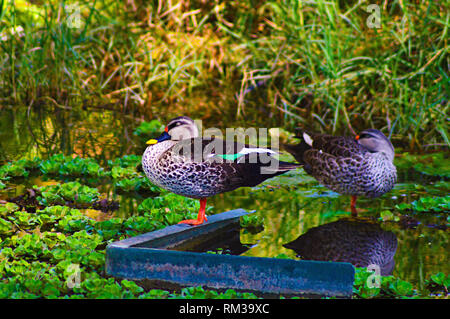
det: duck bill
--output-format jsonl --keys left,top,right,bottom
{"left": 146, "top": 131, "right": 171, "bottom": 145}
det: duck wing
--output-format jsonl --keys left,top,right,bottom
{"left": 306, "top": 132, "right": 363, "bottom": 157}
{"left": 172, "top": 137, "right": 299, "bottom": 189}
{"left": 283, "top": 131, "right": 364, "bottom": 163}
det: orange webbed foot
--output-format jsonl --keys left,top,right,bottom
{"left": 177, "top": 198, "right": 208, "bottom": 226}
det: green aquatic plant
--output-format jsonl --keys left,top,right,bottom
{"left": 0, "top": 157, "right": 41, "bottom": 180}
{"left": 240, "top": 214, "right": 264, "bottom": 233}
{"left": 425, "top": 272, "right": 449, "bottom": 295}
{"left": 353, "top": 267, "right": 415, "bottom": 299}
{"left": 0, "top": 202, "right": 147, "bottom": 298}
{"left": 0, "top": 202, "right": 19, "bottom": 215}
{"left": 0, "top": 202, "right": 19, "bottom": 235}
{"left": 396, "top": 196, "right": 450, "bottom": 213}
{"left": 0, "top": 162, "right": 28, "bottom": 179}
{"left": 107, "top": 155, "right": 142, "bottom": 169}
{"left": 114, "top": 178, "right": 140, "bottom": 193}
{"left": 133, "top": 120, "right": 164, "bottom": 138}
{"left": 379, "top": 210, "right": 400, "bottom": 222}
{"left": 107, "top": 155, "right": 160, "bottom": 193}
{"left": 0, "top": 195, "right": 260, "bottom": 299}
{"left": 111, "top": 166, "right": 137, "bottom": 180}
{"left": 37, "top": 181, "right": 100, "bottom": 206}
{"left": 0, "top": 217, "right": 13, "bottom": 236}
{"left": 137, "top": 193, "right": 209, "bottom": 225}
{"left": 206, "top": 248, "right": 231, "bottom": 255}
{"left": 170, "top": 286, "right": 258, "bottom": 299}
{"left": 60, "top": 158, "right": 105, "bottom": 178}
{"left": 273, "top": 253, "right": 292, "bottom": 259}
{"left": 114, "top": 177, "right": 160, "bottom": 194}
{"left": 39, "top": 154, "right": 105, "bottom": 178}
{"left": 38, "top": 154, "right": 71, "bottom": 175}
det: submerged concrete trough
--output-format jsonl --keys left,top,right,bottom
{"left": 106, "top": 209, "right": 355, "bottom": 297}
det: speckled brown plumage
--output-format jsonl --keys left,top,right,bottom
{"left": 283, "top": 129, "right": 397, "bottom": 198}
{"left": 283, "top": 218, "right": 398, "bottom": 275}
{"left": 143, "top": 137, "right": 298, "bottom": 199}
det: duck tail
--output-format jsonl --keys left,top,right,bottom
{"left": 281, "top": 131, "right": 312, "bottom": 165}
{"left": 259, "top": 160, "right": 301, "bottom": 178}
{"left": 276, "top": 161, "right": 302, "bottom": 171}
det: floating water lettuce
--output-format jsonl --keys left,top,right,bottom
{"left": 60, "top": 158, "right": 104, "bottom": 177}
{"left": 0, "top": 218, "right": 13, "bottom": 235}
{"left": 0, "top": 202, "right": 19, "bottom": 215}
{"left": 169, "top": 286, "right": 257, "bottom": 299}
{"left": 111, "top": 166, "right": 137, "bottom": 180}
{"left": 114, "top": 178, "right": 139, "bottom": 193}
{"left": 240, "top": 214, "right": 264, "bottom": 233}
{"left": 425, "top": 272, "right": 450, "bottom": 295}
{"left": 137, "top": 193, "right": 208, "bottom": 225}
{"left": 0, "top": 162, "right": 28, "bottom": 178}
{"left": 0, "top": 196, "right": 246, "bottom": 299}
{"left": 395, "top": 196, "right": 449, "bottom": 213}
{"left": 38, "top": 154, "right": 70, "bottom": 175}
{"left": 353, "top": 267, "right": 415, "bottom": 298}
{"left": 379, "top": 210, "right": 400, "bottom": 222}
{"left": 114, "top": 177, "right": 160, "bottom": 193}
{"left": 37, "top": 182, "right": 100, "bottom": 206}
{"left": 107, "top": 155, "right": 141, "bottom": 168}
{"left": 0, "top": 157, "right": 41, "bottom": 180}
{"left": 39, "top": 154, "right": 105, "bottom": 177}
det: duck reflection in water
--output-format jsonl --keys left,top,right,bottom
{"left": 283, "top": 218, "right": 398, "bottom": 276}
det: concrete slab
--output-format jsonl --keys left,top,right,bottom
{"left": 106, "top": 209, "right": 355, "bottom": 297}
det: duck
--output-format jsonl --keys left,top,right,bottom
{"left": 142, "top": 116, "right": 300, "bottom": 225}
{"left": 283, "top": 129, "right": 397, "bottom": 215}
{"left": 283, "top": 218, "right": 398, "bottom": 276}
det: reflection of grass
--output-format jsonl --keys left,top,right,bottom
{"left": 1, "top": 1, "right": 448, "bottom": 148}
{"left": 395, "top": 152, "right": 450, "bottom": 179}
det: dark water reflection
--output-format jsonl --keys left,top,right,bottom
{"left": 0, "top": 106, "right": 448, "bottom": 292}
{"left": 283, "top": 218, "right": 397, "bottom": 276}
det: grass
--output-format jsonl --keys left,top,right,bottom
{"left": 0, "top": 0, "right": 448, "bottom": 149}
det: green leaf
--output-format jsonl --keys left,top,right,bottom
{"left": 0, "top": 202, "right": 19, "bottom": 216}
{"left": 133, "top": 120, "right": 164, "bottom": 137}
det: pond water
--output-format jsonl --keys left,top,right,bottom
{"left": 0, "top": 105, "right": 448, "bottom": 293}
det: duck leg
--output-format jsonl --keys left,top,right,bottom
{"left": 178, "top": 198, "right": 208, "bottom": 226}
{"left": 350, "top": 195, "right": 358, "bottom": 217}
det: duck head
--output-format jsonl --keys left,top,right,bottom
{"left": 147, "top": 116, "right": 199, "bottom": 145}
{"left": 356, "top": 129, "right": 395, "bottom": 162}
